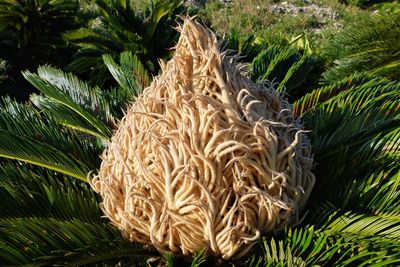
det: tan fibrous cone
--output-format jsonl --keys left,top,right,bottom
{"left": 90, "top": 18, "right": 315, "bottom": 260}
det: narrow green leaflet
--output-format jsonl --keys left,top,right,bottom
{"left": 0, "top": 96, "right": 103, "bottom": 171}
{"left": 0, "top": 163, "right": 100, "bottom": 222}
{"left": 0, "top": 129, "right": 89, "bottom": 182}
{"left": 0, "top": 217, "right": 157, "bottom": 265}
{"left": 24, "top": 68, "right": 112, "bottom": 140}
{"left": 250, "top": 44, "right": 315, "bottom": 94}
{"left": 293, "top": 73, "right": 381, "bottom": 116}
{"left": 103, "top": 51, "right": 150, "bottom": 94}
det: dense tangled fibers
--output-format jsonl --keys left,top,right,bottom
{"left": 91, "top": 18, "right": 315, "bottom": 260}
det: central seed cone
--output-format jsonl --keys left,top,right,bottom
{"left": 91, "top": 18, "right": 315, "bottom": 260}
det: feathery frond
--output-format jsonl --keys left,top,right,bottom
{"left": 103, "top": 51, "right": 150, "bottom": 94}
{"left": 0, "top": 217, "right": 157, "bottom": 265}
{"left": 250, "top": 44, "right": 315, "bottom": 94}
{"left": 24, "top": 66, "right": 113, "bottom": 140}
{"left": 299, "top": 75, "right": 400, "bottom": 199}
{"left": 65, "top": 0, "right": 187, "bottom": 86}
{"left": 0, "top": 163, "right": 100, "bottom": 222}
{"left": 0, "top": 96, "right": 97, "bottom": 181}
{"left": 0, "top": 129, "right": 90, "bottom": 182}
{"left": 323, "top": 12, "right": 400, "bottom": 83}
{"left": 293, "top": 73, "right": 383, "bottom": 116}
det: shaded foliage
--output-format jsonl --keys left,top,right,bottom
{"left": 65, "top": 0, "right": 191, "bottom": 87}
{"left": 250, "top": 42, "right": 315, "bottom": 96}
{"left": 0, "top": 0, "right": 82, "bottom": 99}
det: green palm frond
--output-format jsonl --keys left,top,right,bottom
{"left": 32, "top": 93, "right": 113, "bottom": 139}
{"left": 103, "top": 51, "right": 150, "bottom": 93}
{"left": 250, "top": 44, "right": 315, "bottom": 94}
{"left": 144, "top": 0, "right": 182, "bottom": 43}
{"left": 65, "top": 0, "right": 187, "bottom": 85}
{"left": 0, "top": 94, "right": 108, "bottom": 181}
{"left": 24, "top": 66, "right": 114, "bottom": 140}
{"left": 0, "top": 96, "right": 103, "bottom": 169}
{"left": 223, "top": 28, "right": 266, "bottom": 61}
{"left": 245, "top": 227, "right": 349, "bottom": 267}
{"left": 260, "top": 239, "right": 308, "bottom": 267}
{"left": 65, "top": 47, "right": 110, "bottom": 86}
{"left": 247, "top": 217, "right": 400, "bottom": 267}
{"left": 164, "top": 252, "right": 175, "bottom": 267}
{"left": 320, "top": 210, "right": 400, "bottom": 241}
{"left": 0, "top": 163, "right": 100, "bottom": 222}
{"left": 0, "top": 128, "right": 90, "bottom": 182}
{"left": 190, "top": 250, "right": 207, "bottom": 267}
{"left": 326, "top": 128, "right": 400, "bottom": 213}
{"left": 311, "top": 201, "right": 400, "bottom": 240}
{"left": 299, "top": 77, "right": 399, "bottom": 196}
{"left": 323, "top": 12, "right": 400, "bottom": 83}
{"left": 307, "top": 201, "right": 400, "bottom": 265}
{"left": 293, "top": 73, "right": 384, "bottom": 116}
{"left": 298, "top": 75, "right": 399, "bottom": 154}
{"left": 0, "top": 217, "right": 157, "bottom": 265}
{"left": 162, "top": 249, "right": 206, "bottom": 267}
{"left": 367, "top": 170, "right": 400, "bottom": 214}
{"left": 286, "top": 67, "right": 400, "bottom": 266}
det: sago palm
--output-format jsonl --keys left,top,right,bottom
{"left": 0, "top": 0, "right": 81, "bottom": 99}
{"left": 323, "top": 12, "right": 400, "bottom": 84}
{"left": 0, "top": 22, "right": 399, "bottom": 266}
{"left": 65, "top": 0, "right": 189, "bottom": 87}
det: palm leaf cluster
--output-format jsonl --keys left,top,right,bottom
{"left": 0, "top": 10, "right": 399, "bottom": 267}
{"left": 323, "top": 12, "right": 400, "bottom": 84}
{"left": 0, "top": 0, "right": 81, "bottom": 99}
{"left": 0, "top": 0, "right": 193, "bottom": 99}
{"left": 65, "top": 0, "right": 189, "bottom": 87}
{"left": 0, "top": 53, "right": 158, "bottom": 265}
{"left": 250, "top": 43, "right": 315, "bottom": 95}
{"left": 225, "top": 30, "right": 318, "bottom": 99}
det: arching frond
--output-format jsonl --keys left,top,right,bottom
{"left": 293, "top": 73, "right": 387, "bottom": 117}
{"left": 250, "top": 44, "right": 315, "bottom": 94}
{"left": 0, "top": 96, "right": 102, "bottom": 181}
{"left": 246, "top": 227, "right": 350, "bottom": 267}
{"left": 103, "top": 51, "right": 150, "bottom": 94}
{"left": 0, "top": 163, "right": 100, "bottom": 222}
{"left": 24, "top": 67, "right": 113, "bottom": 140}
{"left": 307, "top": 201, "right": 400, "bottom": 265}
{"left": 65, "top": 0, "right": 186, "bottom": 85}
{"left": 0, "top": 129, "right": 90, "bottom": 182}
{"left": 299, "top": 75, "right": 399, "bottom": 197}
{"left": 0, "top": 217, "right": 157, "bottom": 265}
{"left": 0, "top": 96, "right": 102, "bottom": 168}
{"left": 323, "top": 13, "right": 400, "bottom": 83}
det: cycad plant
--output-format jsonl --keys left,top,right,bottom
{"left": 65, "top": 0, "right": 189, "bottom": 87}
{"left": 224, "top": 29, "right": 318, "bottom": 100}
{"left": 250, "top": 42, "right": 315, "bottom": 97}
{"left": 323, "top": 12, "right": 400, "bottom": 84}
{"left": 0, "top": 27, "right": 399, "bottom": 266}
{"left": 0, "top": 52, "right": 157, "bottom": 265}
{"left": 0, "top": 0, "right": 81, "bottom": 99}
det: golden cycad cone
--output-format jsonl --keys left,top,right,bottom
{"left": 91, "top": 18, "right": 315, "bottom": 260}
